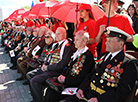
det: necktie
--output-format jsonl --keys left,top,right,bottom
{"left": 105, "top": 54, "right": 112, "bottom": 62}
{"left": 53, "top": 43, "right": 59, "bottom": 51}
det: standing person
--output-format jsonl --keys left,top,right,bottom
{"left": 95, "top": 0, "right": 135, "bottom": 55}
{"left": 126, "top": 3, "right": 138, "bottom": 51}
{"left": 60, "top": 26, "right": 138, "bottom": 102}
{"left": 133, "top": 0, "right": 138, "bottom": 12}
{"left": 127, "top": 3, "right": 138, "bottom": 34}
{"left": 76, "top": 4, "right": 97, "bottom": 58}
{"left": 26, "top": 27, "right": 73, "bottom": 102}
{"left": 45, "top": 30, "right": 95, "bottom": 102}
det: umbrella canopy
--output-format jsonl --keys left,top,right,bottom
{"left": 51, "top": 1, "right": 80, "bottom": 23}
{"left": 65, "top": 0, "right": 93, "bottom": 4}
{"left": 51, "top": 1, "right": 104, "bottom": 23}
{"left": 29, "top": 1, "right": 58, "bottom": 18}
{"left": 5, "top": 8, "right": 26, "bottom": 21}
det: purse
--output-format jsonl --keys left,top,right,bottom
{"left": 27, "top": 58, "right": 40, "bottom": 68}
{"left": 46, "top": 77, "right": 65, "bottom": 93}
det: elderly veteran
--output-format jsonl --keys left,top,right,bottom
{"left": 60, "top": 26, "right": 138, "bottom": 102}
{"left": 26, "top": 27, "right": 73, "bottom": 102}
{"left": 44, "top": 30, "right": 95, "bottom": 102}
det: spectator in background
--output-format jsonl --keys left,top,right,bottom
{"left": 127, "top": 3, "right": 138, "bottom": 33}
{"left": 126, "top": 3, "right": 138, "bottom": 51}
{"left": 76, "top": 4, "right": 97, "bottom": 59}
{"left": 95, "top": 0, "right": 135, "bottom": 56}
{"left": 133, "top": 0, "right": 138, "bottom": 12}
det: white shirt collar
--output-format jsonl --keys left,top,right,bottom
{"left": 105, "top": 50, "right": 122, "bottom": 61}
{"left": 71, "top": 46, "right": 88, "bottom": 61}
{"left": 58, "top": 39, "right": 66, "bottom": 46}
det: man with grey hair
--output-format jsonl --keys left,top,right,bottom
{"left": 44, "top": 30, "right": 95, "bottom": 102}
{"left": 26, "top": 27, "right": 73, "bottom": 102}
{"left": 60, "top": 27, "right": 137, "bottom": 102}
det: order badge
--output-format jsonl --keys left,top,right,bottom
{"left": 32, "top": 45, "right": 41, "bottom": 56}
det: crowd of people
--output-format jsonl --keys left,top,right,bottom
{"left": 0, "top": 0, "right": 138, "bottom": 102}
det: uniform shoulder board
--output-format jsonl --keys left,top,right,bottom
{"left": 124, "top": 53, "right": 137, "bottom": 60}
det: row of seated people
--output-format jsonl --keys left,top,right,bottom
{"left": 1, "top": 25, "right": 138, "bottom": 102}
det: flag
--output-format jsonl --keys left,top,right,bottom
{"left": 31, "top": 0, "right": 34, "bottom": 8}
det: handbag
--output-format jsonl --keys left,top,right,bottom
{"left": 46, "top": 77, "right": 65, "bottom": 93}
{"left": 27, "top": 58, "right": 40, "bottom": 68}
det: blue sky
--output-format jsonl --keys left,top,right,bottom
{"left": 0, "top": 0, "right": 132, "bottom": 20}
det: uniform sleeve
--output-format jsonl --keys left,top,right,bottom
{"left": 97, "top": 60, "right": 137, "bottom": 102}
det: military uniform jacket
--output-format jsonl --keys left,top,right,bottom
{"left": 78, "top": 50, "right": 137, "bottom": 102}
{"left": 63, "top": 50, "right": 95, "bottom": 87}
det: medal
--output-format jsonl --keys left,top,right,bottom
{"left": 100, "top": 79, "right": 104, "bottom": 83}
{"left": 111, "top": 83, "right": 115, "bottom": 87}
{"left": 111, "top": 76, "right": 114, "bottom": 80}
{"left": 107, "top": 82, "right": 111, "bottom": 86}
{"left": 96, "top": 73, "right": 98, "bottom": 76}
{"left": 104, "top": 72, "right": 107, "bottom": 76}
{"left": 107, "top": 75, "right": 110, "bottom": 78}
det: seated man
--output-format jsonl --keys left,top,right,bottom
{"left": 45, "top": 30, "right": 95, "bottom": 102}
{"left": 60, "top": 27, "right": 138, "bottom": 102}
{"left": 26, "top": 27, "right": 73, "bottom": 102}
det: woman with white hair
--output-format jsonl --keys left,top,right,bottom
{"left": 44, "top": 30, "right": 95, "bottom": 102}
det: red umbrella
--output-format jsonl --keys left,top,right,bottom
{"left": 51, "top": 1, "right": 104, "bottom": 23}
{"left": 5, "top": 8, "right": 26, "bottom": 21}
{"left": 29, "top": 1, "right": 58, "bottom": 18}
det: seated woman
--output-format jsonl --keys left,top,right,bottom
{"left": 44, "top": 30, "right": 95, "bottom": 102}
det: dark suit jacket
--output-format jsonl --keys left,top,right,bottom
{"left": 47, "top": 40, "right": 73, "bottom": 74}
{"left": 63, "top": 50, "right": 95, "bottom": 87}
{"left": 78, "top": 50, "right": 137, "bottom": 102}
{"left": 28, "top": 36, "right": 46, "bottom": 58}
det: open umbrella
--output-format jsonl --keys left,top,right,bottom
{"left": 51, "top": 1, "right": 104, "bottom": 23}
{"left": 29, "top": 1, "right": 58, "bottom": 18}
{"left": 5, "top": 8, "right": 26, "bottom": 21}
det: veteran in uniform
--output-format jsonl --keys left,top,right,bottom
{"left": 26, "top": 27, "right": 73, "bottom": 102}
{"left": 44, "top": 30, "right": 95, "bottom": 102}
{"left": 60, "top": 27, "right": 138, "bottom": 102}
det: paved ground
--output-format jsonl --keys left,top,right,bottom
{"left": 0, "top": 46, "right": 32, "bottom": 102}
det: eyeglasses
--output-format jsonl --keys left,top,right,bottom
{"left": 45, "top": 36, "right": 52, "bottom": 38}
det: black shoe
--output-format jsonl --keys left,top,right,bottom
{"left": 16, "top": 76, "right": 23, "bottom": 81}
{"left": 10, "top": 66, "right": 15, "bottom": 69}
{"left": 23, "top": 80, "right": 29, "bottom": 85}
{"left": 11, "top": 67, "right": 17, "bottom": 70}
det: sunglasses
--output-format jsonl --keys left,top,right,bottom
{"left": 45, "top": 36, "right": 51, "bottom": 38}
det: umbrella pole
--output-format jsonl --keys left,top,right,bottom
{"left": 48, "top": 7, "right": 50, "bottom": 18}
{"left": 106, "top": 0, "right": 112, "bottom": 27}
{"left": 75, "top": 3, "right": 79, "bottom": 32}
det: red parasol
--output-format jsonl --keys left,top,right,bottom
{"left": 29, "top": 1, "right": 58, "bottom": 18}
{"left": 51, "top": 1, "right": 104, "bottom": 23}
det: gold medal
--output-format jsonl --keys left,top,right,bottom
{"left": 107, "top": 82, "right": 111, "bottom": 86}
{"left": 115, "top": 59, "right": 117, "bottom": 62}
{"left": 107, "top": 75, "right": 110, "bottom": 78}
{"left": 111, "top": 83, "right": 115, "bottom": 87}
{"left": 93, "top": 80, "right": 95, "bottom": 83}
{"left": 101, "top": 86, "right": 104, "bottom": 88}
{"left": 96, "top": 73, "right": 98, "bottom": 76}
{"left": 100, "top": 79, "right": 104, "bottom": 83}
{"left": 111, "top": 76, "right": 114, "bottom": 80}
{"left": 104, "top": 72, "right": 107, "bottom": 76}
